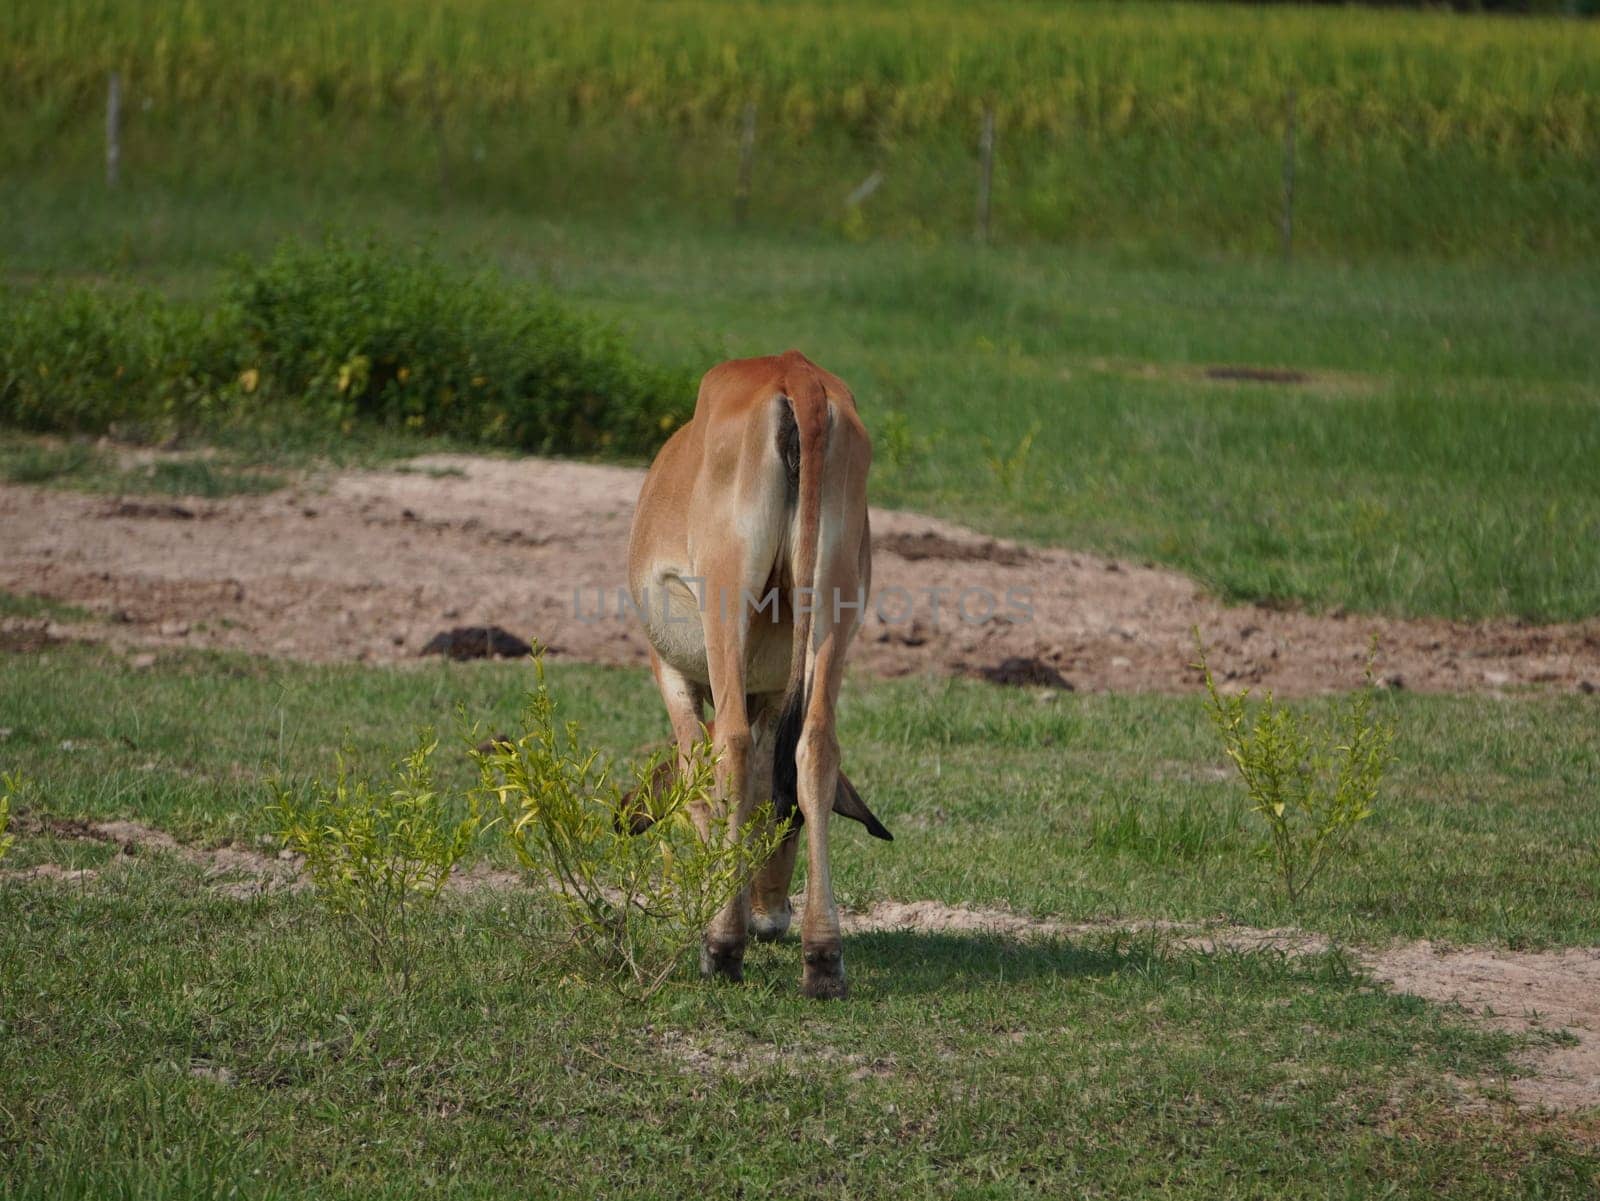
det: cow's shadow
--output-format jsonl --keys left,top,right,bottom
{"left": 834, "top": 927, "right": 1170, "bottom": 997}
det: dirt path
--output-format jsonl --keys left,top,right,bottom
{"left": 3, "top": 452, "right": 1598, "bottom": 693}
{"left": 8, "top": 821, "right": 1596, "bottom": 1112}
{"left": 830, "top": 899, "right": 1600, "bottom": 1113}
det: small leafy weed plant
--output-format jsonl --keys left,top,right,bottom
{"left": 268, "top": 734, "right": 481, "bottom": 989}
{"left": 477, "top": 655, "right": 787, "bottom": 1000}
{"left": 982, "top": 421, "right": 1040, "bottom": 495}
{"left": 1195, "top": 633, "right": 1395, "bottom": 903}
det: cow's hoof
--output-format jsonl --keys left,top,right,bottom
{"left": 700, "top": 938, "right": 745, "bottom": 983}
{"left": 800, "top": 944, "right": 847, "bottom": 1000}
{"left": 750, "top": 907, "right": 792, "bottom": 943}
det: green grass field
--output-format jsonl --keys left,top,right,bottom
{"left": 5, "top": 644, "right": 1599, "bottom": 947}
{"left": 3, "top": 644, "right": 1598, "bottom": 1197}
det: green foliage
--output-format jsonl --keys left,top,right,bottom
{"left": 10, "top": 855, "right": 1587, "bottom": 1198}
{"left": 0, "top": 772, "right": 18, "bottom": 861}
{"left": 873, "top": 408, "right": 928, "bottom": 476}
{"left": 0, "top": 441, "right": 100, "bottom": 484}
{"left": 0, "top": 285, "right": 239, "bottom": 441}
{"left": 479, "top": 655, "right": 788, "bottom": 1000}
{"left": 8, "top": 0, "right": 1597, "bottom": 149}
{"left": 982, "top": 421, "right": 1040, "bottom": 496}
{"left": 1196, "top": 635, "right": 1396, "bottom": 903}
{"left": 268, "top": 733, "right": 482, "bottom": 988}
{"left": 230, "top": 240, "right": 693, "bottom": 455}
{"left": 0, "top": 240, "right": 693, "bottom": 455}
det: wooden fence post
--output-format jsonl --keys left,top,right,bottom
{"left": 844, "top": 170, "right": 885, "bottom": 209}
{"left": 106, "top": 71, "right": 122, "bottom": 188}
{"left": 734, "top": 101, "right": 757, "bottom": 227}
{"left": 428, "top": 61, "right": 448, "bottom": 202}
{"left": 1281, "top": 87, "right": 1296, "bottom": 265}
{"left": 976, "top": 106, "right": 995, "bottom": 244}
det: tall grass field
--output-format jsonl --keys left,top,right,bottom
{"left": 3, "top": 0, "right": 1597, "bottom": 258}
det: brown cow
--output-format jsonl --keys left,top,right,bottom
{"left": 626, "top": 350, "right": 885, "bottom": 998}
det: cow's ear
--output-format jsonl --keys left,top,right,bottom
{"left": 832, "top": 770, "right": 893, "bottom": 842}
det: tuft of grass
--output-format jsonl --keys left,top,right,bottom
{"left": 130, "top": 459, "right": 285, "bottom": 498}
{"left": 0, "top": 436, "right": 285, "bottom": 497}
{"left": 0, "top": 591, "right": 94, "bottom": 624}
{"left": 0, "top": 441, "right": 101, "bottom": 484}
{"left": 1089, "top": 791, "right": 1247, "bottom": 865}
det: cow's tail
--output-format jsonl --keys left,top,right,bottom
{"left": 771, "top": 355, "right": 829, "bottom": 830}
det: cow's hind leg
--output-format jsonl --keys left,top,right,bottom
{"left": 793, "top": 514, "right": 870, "bottom": 999}
{"left": 699, "top": 709, "right": 756, "bottom": 979}
{"left": 795, "top": 683, "right": 847, "bottom": 999}
{"left": 698, "top": 585, "right": 771, "bottom": 982}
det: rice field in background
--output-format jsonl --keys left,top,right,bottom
{"left": 3, "top": 0, "right": 1596, "bottom": 258}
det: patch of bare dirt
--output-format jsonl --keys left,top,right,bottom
{"left": 821, "top": 898, "right": 1600, "bottom": 1112}
{"left": 1, "top": 817, "right": 304, "bottom": 895}
{"left": 102, "top": 499, "right": 204, "bottom": 521}
{"left": 1369, "top": 941, "right": 1600, "bottom": 1113}
{"left": 828, "top": 898, "right": 1332, "bottom": 956}
{"left": 448, "top": 859, "right": 526, "bottom": 892}
{"left": 0, "top": 620, "right": 72, "bottom": 654}
{"left": 7, "top": 863, "right": 100, "bottom": 883}
{"left": 654, "top": 1028, "right": 873, "bottom": 1080}
{"left": 875, "top": 530, "right": 1032, "bottom": 567}
{"left": 3, "top": 452, "right": 1598, "bottom": 692}
{"left": 1, "top": 816, "right": 527, "bottom": 898}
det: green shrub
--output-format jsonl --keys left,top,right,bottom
{"left": 0, "top": 286, "right": 241, "bottom": 440}
{"left": 230, "top": 239, "right": 690, "bottom": 454}
{"left": 268, "top": 734, "right": 483, "bottom": 989}
{"left": 1195, "top": 634, "right": 1395, "bottom": 903}
{"left": 0, "top": 240, "right": 693, "bottom": 455}
{"left": 478, "top": 655, "right": 788, "bottom": 1000}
